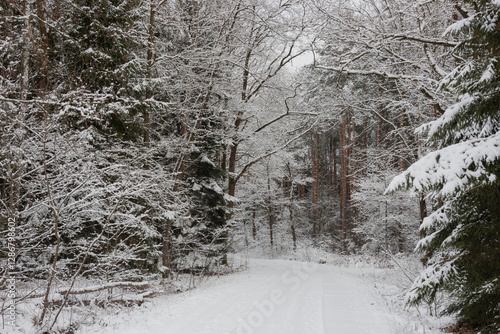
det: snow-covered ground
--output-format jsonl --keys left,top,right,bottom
{"left": 78, "top": 258, "right": 451, "bottom": 334}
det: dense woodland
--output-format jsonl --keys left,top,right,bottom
{"left": 1, "top": 0, "right": 499, "bottom": 332}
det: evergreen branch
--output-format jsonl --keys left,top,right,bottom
{"left": 0, "top": 97, "right": 59, "bottom": 105}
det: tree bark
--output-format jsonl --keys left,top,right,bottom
{"left": 310, "top": 132, "right": 317, "bottom": 237}
{"left": 21, "top": 0, "right": 30, "bottom": 100}
{"left": 162, "top": 219, "right": 172, "bottom": 279}
{"left": 400, "top": 109, "right": 405, "bottom": 171}
{"left": 333, "top": 137, "right": 337, "bottom": 199}
{"left": 267, "top": 171, "right": 274, "bottom": 250}
{"left": 288, "top": 176, "right": 296, "bottom": 250}
{"left": 362, "top": 117, "right": 367, "bottom": 176}
{"left": 144, "top": 0, "right": 156, "bottom": 148}
{"left": 376, "top": 114, "right": 382, "bottom": 176}
{"left": 251, "top": 207, "right": 256, "bottom": 240}
{"left": 339, "top": 111, "right": 349, "bottom": 251}
{"left": 35, "top": 0, "right": 49, "bottom": 93}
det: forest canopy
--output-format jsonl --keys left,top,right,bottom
{"left": 1, "top": 0, "right": 499, "bottom": 332}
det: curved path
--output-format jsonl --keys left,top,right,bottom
{"left": 84, "top": 259, "right": 393, "bottom": 334}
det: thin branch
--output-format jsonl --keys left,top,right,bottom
{"left": 49, "top": 198, "right": 123, "bottom": 330}
{"left": 312, "top": 45, "right": 438, "bottom": 84}
{"left": 454, "top": 4, "right": 469, "bottom": 19}
{"left": 254, "top": 84, "right": 301, "bottom": 133}
{"left": 235, "top": 117, "right": 321, "bottom": 184}
{"left": 382, "top": 33, "right": 458, "bottom": 48}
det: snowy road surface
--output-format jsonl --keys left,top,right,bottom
{"left": 84, "top": 259, "right": 394, "bottom": 334}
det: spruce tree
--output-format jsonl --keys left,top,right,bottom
{"left": 57, "top": 0, "right": 144, "bottom": 137}
{"left": 387, "top": 0, "right": 500, "bottom": 331}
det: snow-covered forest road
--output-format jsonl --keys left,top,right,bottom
{"left": 83, "top": 260, "right": 393, "bottom": 334}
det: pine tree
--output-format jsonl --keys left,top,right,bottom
{"left": 57, "top": 0, "right": 144, "bottom": 137}
{"left": 387, "top": 1, "right": 500, "bottom": 331}
{"left": 181, "top": 108, "right": 229, "bottom": 270}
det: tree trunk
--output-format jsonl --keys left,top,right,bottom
{"left": 267, "top": 174, "right": 274, "bottom": 250}
{"left": 349, "top": 113, "right": 356, "bottom": 245}
{"left": 162, "top": 219, "right": 172, "bottom": 279}
{"left": 228, "top": 142, "right": 238, "bottom": 199}
{"left": 227, "top": 21, "right": 254, "bottom": 201}
{"left": 35, "top": 0, "right": 49, "bottom": 93}
{"left": 362, "top": 117, "right": 367, "bottom": 176}
{"left": 315, "top": 132, "right": 321, "bottom": 235}
{"left": 251, "top": 207, "right": 256, "bottom": 240}
{"left": 268, "top": 206, "right": 274, "bottom": 249}
{"left": 21, "top": 0, "right": 30, "bottom": 100}
{"left": 333, "top": 137, "right": 337, "bottom": 199}
{"left": 52, "top": 0, "right": 60, "bottom": 21}
{"left": 144, "top": 0, "right": 156, "bottom": 148}
{"left": 376, "top": 115, "right": 382, "bottom": 176}
{"left": 289, "top": 179, "right": 296, "bottom": 250}
{"left": 291, "top": 224, "right": 297, "bottom": 251}
{"left": 400, "top": 109, "right": 405, "bottom": 171}
{"left": 310, "top": 132, "right": 317, "bottom": 237}
{"left": 339, "top": 111, "right": 349, "bottom": 251}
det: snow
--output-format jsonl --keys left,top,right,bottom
{"left": 478, "top": 61, "right": 496, "bottom": 84}
{"left": 386, "top": 131, "right": 500, "bottom": 198}
{"left": 201, "top": 155, "right": 216, "bottom": 167}
{"left": 443, "top": 16, "right": 474, "bottom": 36}
{"left": 78, "top": 259, "right": 431, "bottom": 334}
{"left": 163, "top": 210, "right": 176, "bottom": 220}
{"left": 406, "top": 256, "right": 459, "bottom": 305}
{"left": 421, "top": 93, "right": 475, "bottom": 137}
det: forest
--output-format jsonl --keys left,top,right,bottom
{"left": 1, "top": 0, "right": 499, "bottom": 333}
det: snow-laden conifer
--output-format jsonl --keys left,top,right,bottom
{"left": 387, "top": 1, "right": 500, "bottom": 331}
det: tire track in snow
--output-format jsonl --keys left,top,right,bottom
{"left": 81, "top": 259, "right": 393, "bottom": 334}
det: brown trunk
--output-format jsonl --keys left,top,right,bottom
{"left": 419, "top": 196, "right": 432, "bottom": 265}
{"left": 349, "top": 114, "right": 356, "bottom": 244}
{"left": 349, "top": 114, "right": 355, "bottom": 194}
{"left": 333, "top": 138, "right": 337, "bottom": 199}
{"left": 376, "top": 115, "right": 382, "bottom": 176}
{"left": 52, "top": 0, "right": 60, "bottom": 21}
{"left": 316, "top": 133, "right": 321, "bottom": 235}
{"left": 252, "top": 207, "right": 256, "bottom": 240}
{"left": 144, "top": 0, "right": 155, "bottom": 148}
{"left": 162, "top": 219, "right": 173, "bottom": 278}
{"left": 419, "top": 196, "right": 428, "bottom": 228}
{"left": 21, "top": 0, "right": 30, "bottom": 100}
{"left": 242, "top": 46, "right": 252, "bottom": 101}
{"left": 228, "top": 114, "right": 243, "bottom": 200}
{"left": 339, "top": 111, "right": 349, "bottom": 251}
{"left": 228, "top": 21, "right": 254, "bottom": 199}
{"left": 289, "top": 178, "right": 296, "bottom": 250}
{"left": 221, "top": 149, "right": 227, "bottom": 172}
{"left": 228, "top": 143, "right": 238, "bottom": 198}
{"left": 362, "top": 117, "right": 368, "bottom": 176}
{"left": 268, "top": 206, "right": 274, "bottom": 249}
{"left": 310, "top": 132, "right": 317, "bottom": 237}
{"left": 1, "top": 177, "right": 5, "bottom": 200}
{"left": 36, "top": 0, "right": 49, "bottom": 92}
{"left": 400, "top": 109, "right": 405, "bottom": 171}
{"left": 397, "top": 197, "right": 404, "bottom": 252}
{"left": 329, "top": 138, "right": 333, "bottom": 189}
{"left": 339, "top": 120, "right": 344, "bottom": 220}
{"left": 267, "top": 174, "right": 274, "bottom": 249}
